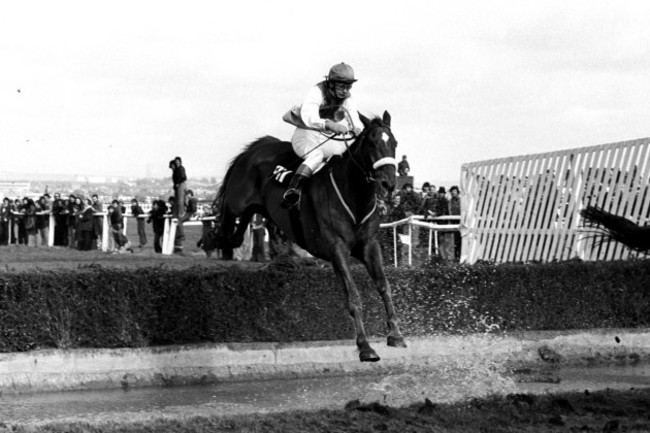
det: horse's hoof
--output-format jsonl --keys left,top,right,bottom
{"left": 387, "top": 335, "right": 407, "bottom": 348}
{"left": 359, "top": 349, "right": 381, "bottom": 362}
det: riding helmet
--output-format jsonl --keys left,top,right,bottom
{"left": 327, "top": 63, "right": 357, "bottom": 83}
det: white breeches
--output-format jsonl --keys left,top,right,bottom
{"left": 291, "top": 128, "right": 348, "bottom": 175}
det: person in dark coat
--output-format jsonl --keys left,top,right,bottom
{"left": 109, "top": 199, "right": 132, "bottom": 253}
{"left": 147, "top": 199, "right": 168, "bottom": 254}
{"left": 131, "top": 198, "right": 147, "bottom": 248}
{"left": 77, "top": 198, "right": 96, "bottom": 251}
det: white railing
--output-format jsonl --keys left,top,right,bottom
{"left": 3, "top": 211, "right": 460, "bottom": 265}
{"left": 4, "top": 212, "right": 128, "bottom": 251}
{"left": 162, "top": 215, "right": 460, "bottom": 263}
{"left": 378, "top": 215, "right": 460, "bottom": 266}
{"left": 162, "top": 216, "right": 217, "bottom": 255}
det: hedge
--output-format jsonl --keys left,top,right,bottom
{"left": 0, "top": 259, "right": 649, "bottom": 352}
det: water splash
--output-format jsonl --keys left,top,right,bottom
{"left": 360, "top": 357, "right": 518, "bottom": 407}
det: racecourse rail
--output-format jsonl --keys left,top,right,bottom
{"left": 4, "top": 212, "right": 460, "bottom": 265}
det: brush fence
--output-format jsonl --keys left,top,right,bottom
{"left": 460, "top": 137, "right": 650, "bottom": 264}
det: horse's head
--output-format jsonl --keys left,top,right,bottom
{"left": 356, "top": 111, "right": 398, "bottom": 200}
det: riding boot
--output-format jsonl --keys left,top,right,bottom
{"left": 282, "top": 174, "right": 307, "bottom": 207}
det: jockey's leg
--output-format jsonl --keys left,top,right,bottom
{"left": 283, "top": 130, "right": 323, "bottom": 207}
{"left": 282, "top": 164, "right": 312, "bottom": 207}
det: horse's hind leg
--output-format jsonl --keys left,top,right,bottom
{"left": 332, "top": 242, "right": 380, "bottom": 362}
{"left": 356, "top": 240, "right": 407, "bottom": 348}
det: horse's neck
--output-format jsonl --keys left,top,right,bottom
{"left": 332, "top": 158, "right": 376, "bottom": 216}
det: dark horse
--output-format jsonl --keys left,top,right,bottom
{"left": 214, "top": 111, "right": 406, "bottom": 362}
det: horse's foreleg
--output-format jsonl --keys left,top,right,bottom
{"left": 360, "top": 240, "right": 407, "bottom": 348}
{"left": 331, "top": 243, "right": 380, "bottom": 362}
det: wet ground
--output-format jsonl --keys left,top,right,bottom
{"left": 1, "top": 362, "right": 648, "bottom": 426}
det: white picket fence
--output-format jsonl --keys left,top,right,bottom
{"left": 460, "top": 137, "right": 650, "bottom": 264}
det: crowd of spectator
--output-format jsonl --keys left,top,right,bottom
{"left": 0, "top": 192, "right": 198, "bottom": 254}
{"left": 380, "top": 182, "right": 462, "bottom": 264}
{"left": 1, "top": 181, "right": 462, "bottom": 263}
{"left": 386, "top": 182, "right": 461, "bottom": 220}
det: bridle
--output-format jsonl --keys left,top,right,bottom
{"left": 340, "top": 124, "right": 396, "bottom": 183}
{"left": 327, "top": 124, "right": 396, "bottom": 226}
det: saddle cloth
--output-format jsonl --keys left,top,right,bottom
{"left": 271, "top": 160, "right": 328, "bottom": 186}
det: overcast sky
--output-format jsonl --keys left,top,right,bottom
{"left": 1, "top": 0, "right": 649, "bottom": 187}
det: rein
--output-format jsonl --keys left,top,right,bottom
{"left": 329, "top": 168, "right": 377, "bottom": 226}
{"left": 329, "top": 122, "right": 396, "bottom": 227}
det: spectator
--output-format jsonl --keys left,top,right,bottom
{"left": 91, "top": 194, "right": 104, "bottom": 250}
{"left": 435, "top": 187, "right": 454, "bottom": 260}
{"left": 185, "top": 190, "right": 198, "bottom": 218}
{"left": 379, "top": 193, "right": 407, "bottom": 266}
{"left": 109, "top": 199, "right": 133, "bottom": 254}
{"left": 130, "top": 198, "right": 147, "bottom": 249}
{"left": 419, "top": 187, "right": 438, "bottom": 247}
{"left": 147, "top": 199, "right": 167, "bottom": 254}
{"left": 172, "top": 156, "right": 187, "bottom": 218}
{"left": 397, "top": 155, "right": 410, "bottom": 177}
{"left": 420, "top": 182, "right": 430, "bottom": 197}
{"left": 59, "top": 198, "right": 71, "bottom": 247}
{"left": 36, "top": 195, "right": 51, "bottom": 247}
{"left": 77, "top": 197, "right": 95, "bottom": 251}
{"left": 23, "top": 198, "right": 38, "bottom": 247}
{"left": 449, "top": 185, "right": 462, "bottom": 260}
{"left": 0, "top": 198, "right": 10, "bottom": 245}
{"left": 435, "top": 187, "right": 449, "bottom": 218}
{"left": 67, "top": 195, "right": 81, "bottom": 249}
{"left": 449, "top": 185, "right": 461, "bottom": 216}
{"left": 13, "top": 197, "right": 26, "bottom": 245}
{"left": 251, "top": 213, "right": 267, "bottom": 262}
{"left": 420, "top": 187, "right": 438, "bottom": 219}
{"left": 171, "top": 156, "right": 188, "bottom": 254}
{"left": 398, "top": 183, "right": 421, "bottom": 216}
{"left": 197, "top": 204, "right": 218, "bottom": 258}
{"left": 166, "top": 196, "right": 175, "bottom": 215}
{"left": 52, "top": 193, "right": 68, "bottom": 246}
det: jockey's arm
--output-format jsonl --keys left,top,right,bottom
{"left": 343, "top": 97, "right": 364, "bottom": 134}
{"left": 299, "top": 86, "right": 328, "bottom": 131}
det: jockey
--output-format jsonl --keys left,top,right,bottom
{"left": 281, "top": 62, "right": 364, "bottom": 207}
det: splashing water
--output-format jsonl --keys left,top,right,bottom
{"left": 360, "top": 357, "right": 518, "bottom": 407}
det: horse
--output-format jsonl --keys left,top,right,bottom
{"left": 214, "top": 111, "right": 406, "bottom": 362}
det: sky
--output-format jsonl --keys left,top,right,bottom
{"left": 1, "top": 0, "right": 649, "bottom": 187}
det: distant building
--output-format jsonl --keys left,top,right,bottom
{"left": 0, "top": 181, "right": 31, "bottom": 198}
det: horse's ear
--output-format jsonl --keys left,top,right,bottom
{"left": 382, "top": 111, "right": 392, "bottom": 127}
{"left": 359, "top": 112, "right": 371, "bottom": 129}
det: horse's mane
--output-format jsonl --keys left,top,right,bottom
{"left": 343, "top": 115, "right": 386, "bottom": 155}
{"left": 214, "top": 136, "right": 280, "bottom": 214}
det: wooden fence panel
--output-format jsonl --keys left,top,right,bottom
{"left": 460, "top": 138, "right": 650, "bottom": 263}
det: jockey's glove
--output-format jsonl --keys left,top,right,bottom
{"left": 324, "top": 120, "right": 349, "bottom": 135}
